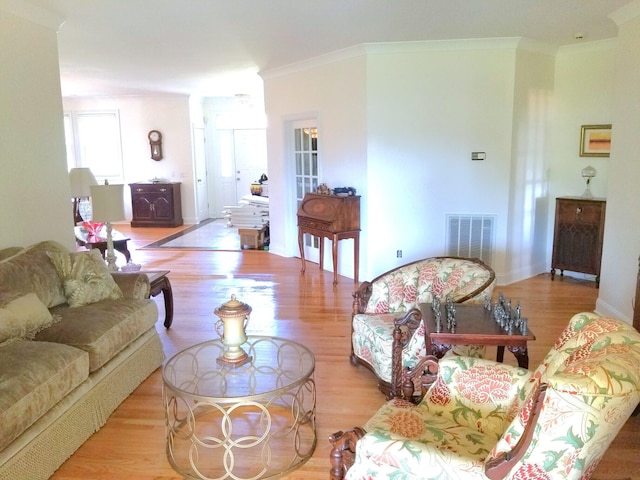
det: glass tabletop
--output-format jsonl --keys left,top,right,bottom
{"left": 162, "top": 335, "right": 315, "bottom": 402}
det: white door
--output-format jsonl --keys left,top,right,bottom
{"left": 292, "top": 122, "right": 320, "bottom": 262}
{"left": 193, "top": 126, "right": 209, "bottom": 221}
{"left": 234, "top": 129, "right": 268, "bottom": 202}
{"left": 218, "top": 129, "right": 238, "bottom": 210}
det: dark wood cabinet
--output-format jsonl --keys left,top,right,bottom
{"left": 297, "top": 193, "right": 361, "bottom": 285}
{"left": 551, "top": 197, "right": 606, "bottom": 287}
{"left": 130, "top": 182, "right": 183, "bottom": 227}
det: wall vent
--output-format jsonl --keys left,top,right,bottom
{"left": 446, "top": 215, "right": 496, "bottom": 266}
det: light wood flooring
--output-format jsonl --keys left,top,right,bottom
{"left": 50, "top": 223, "right": 639, "bottom": 480}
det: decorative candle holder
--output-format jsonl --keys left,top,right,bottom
{"left": 214, "top": 295, "right": 252, "bottom": 366}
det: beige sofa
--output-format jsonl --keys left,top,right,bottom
{"left": 0, "top": 241, "right": 164, "bottom": 479}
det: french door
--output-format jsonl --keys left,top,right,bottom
{"left": 292, "top": 122, "right": 320, "bottom": 262}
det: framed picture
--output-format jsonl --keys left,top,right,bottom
{"left": 580, "top": 124, "right": 612, "bottom": 157}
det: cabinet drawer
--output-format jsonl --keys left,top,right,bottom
{"left": 556, "top": 200, "right": 603, "bottom": 225}
{"left": 131, "top": 184, "right": 173, "bottom": 194}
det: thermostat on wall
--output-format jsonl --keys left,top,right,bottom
{"left": 471, "top": 152, "right": 486, "bottom": 161}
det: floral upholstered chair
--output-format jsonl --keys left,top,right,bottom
{"left": 330, "top": 312, "right": 640, "bottom": 480}
{"left": 350, "top": 257, "right": 496, "bottom": 397}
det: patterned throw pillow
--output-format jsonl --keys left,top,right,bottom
{"left": 48, "top": 250, "right": 123, "bottom": 307}
{"left": 0, "top": 292, "right": 58, "bottom": 345}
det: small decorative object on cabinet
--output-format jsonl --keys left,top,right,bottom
{"left": 130, "top": 182, "right": 183, "bottom": 227}
{"left": 551, "top": 196, "right": 606, "bottom": 287}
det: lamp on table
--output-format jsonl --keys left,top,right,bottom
{"left": 90, "top": 182, "right": 125, "bottom": 271}
{"left": 69, "top": 168, "right": 98, "bottom": 224}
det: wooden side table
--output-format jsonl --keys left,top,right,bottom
{"left": 145, "top": 271, "right": 174, "bottom": 328}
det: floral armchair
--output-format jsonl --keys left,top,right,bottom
{"left": 331, "top": 312, "right": 640, "bottom": 480}
{"left": 350, "top": 257, "right": 496, "bottom": 397}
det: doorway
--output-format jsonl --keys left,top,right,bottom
{"left": 292, "top": 122, "right": 320, "bottom": 262}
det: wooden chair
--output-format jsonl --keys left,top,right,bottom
{"left": 350, "top": 256, "right": 495, "bottom": 398}
{"left": 331, "top": 312, "right": 640, "bottom": 480}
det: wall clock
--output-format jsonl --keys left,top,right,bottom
{"left": 148, "top": 130, "right": 163, "bottom": 161}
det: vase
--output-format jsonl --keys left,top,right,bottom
{"left": 214, "top": 295, "right": 252, "bottom": 366}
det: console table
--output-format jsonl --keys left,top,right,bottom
{"left": 297, "top": 193, "right": 360, "bottom": 286}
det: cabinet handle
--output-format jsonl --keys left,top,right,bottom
{"left": 159, "top": 188, "right": 167, "bottom": 192}
{"left": 136, "top": 188, "right": 143, "bottom": 192}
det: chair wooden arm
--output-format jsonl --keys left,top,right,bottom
{"left": 484, "top": 383, "right": 548, "bottom": 480}
{"left": 400, "top": 354, "right": 440, "bottom": 402}
{"left": 389, "top": 308, "right": 423, "bottom": 399}
{"left": 352, "top": 281, "right": 373, "bottom": 315}
{"left": 329, "top": 427, "right": 366, "bottom": 480}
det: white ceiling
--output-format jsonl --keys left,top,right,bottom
{"left": 29, "top": 0, "right": 634, "bottom": 98}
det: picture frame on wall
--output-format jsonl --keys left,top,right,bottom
{"left": 580, "top": 124, "right": 612, "bottom": 157}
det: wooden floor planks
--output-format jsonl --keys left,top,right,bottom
{"left": 46, "top": 224, "right": 639, "bottom": 480}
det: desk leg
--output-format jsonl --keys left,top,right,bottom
{"left": 298, "top": 229, "right": 306, "bottom": 273}
{"left": 319, "top": 236, "right": 325, "bottom": 271}
{"left": 332, "top": 233, "right": 338, "bottom": 286}
{"left": 150, "top": 277, "right": 174, "bottom": 328}
{"left": 496, "top": 346, "right": 505, "bottom": 363}
{"left": 354, "top": 233, "right": 359, "bottom": 284}
{"left": 507, "top": 345, "right": 529, "bottom": 369}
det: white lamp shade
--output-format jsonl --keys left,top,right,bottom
{"left": 90, "top": 184, "right": 125, "bottom": 222}
{"left": 69, "top": 168, "right": 98, "bottom": 197}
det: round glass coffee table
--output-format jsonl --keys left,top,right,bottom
{"left": 162, "top": 336, "right": 316, "bottom": 479}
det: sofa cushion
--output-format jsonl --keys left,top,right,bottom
{"left": 0, "top": 241, "right": 68, "bottom": 308}
{"left": 0, "top": 340, "right": 89, "bottom": 452}
{"left": 39, "top": 298, "right": 158, "bottom": 372}
{"left": 0, "top": 246, "right": 23, "bottom": 261}
{"left": 0, "top": 292, "right": 60, "bottom": 345}
{"left": 48, "top": 249, "right": 123, "bottom": 308}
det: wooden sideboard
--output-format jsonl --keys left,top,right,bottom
{"left": 550, "top": 197, "right": 606, "bottom": 287}
{"left": 297, "top": 193, "right": 360, "bottom": 286}
{"left": 130, "top": 182, "right": 183, "bottom": 227}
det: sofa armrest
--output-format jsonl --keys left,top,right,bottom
{"left": 111, "top": 272, "right": 151, "bottom": 299}
{"left": 352, "top": 281, "right": 372, "bottom": 315}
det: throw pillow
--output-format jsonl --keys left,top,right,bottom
{"left": 48, "top": 250, "right": 123, "bottom": 308}
{"left": 0, "top": 292, "right": 59, "bottom": 345}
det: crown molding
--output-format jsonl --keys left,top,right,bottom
{"left": 261, "top": 37, "right": 558, "bottom": 80}
{"left": 609, "top": 0, "right": 640, "bottom": 26}
{"left": 557, "top": 38, "right": 618, "bottom": 55}
{"left": 0, "top": 0, "right": 64, "bottom": 31}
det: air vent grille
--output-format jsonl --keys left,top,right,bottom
{"left": 446, "top": 215, "right": 496, "bottom": 266}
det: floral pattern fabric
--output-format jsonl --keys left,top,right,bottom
{"left": 346, "top": 312, "right": 640, "bottom": 480}
{"left": 352, "top": 258, "right": 495, "bottom": 383}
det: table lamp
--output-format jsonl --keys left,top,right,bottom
{"left": 581, "top": 165, "right": 596, "bottom": 199}
{"left": 69, "top": 168, "right": 98, "bottom": 224}
{"left": 90, "top": 182, "right": 125, "bottom": 271}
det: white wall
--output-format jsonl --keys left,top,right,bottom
{"left": 0, "top": 6, "right": 73, "bottom": 250}
{"left": 63, "top": 95, "right": 197, "bottom": 223}
{"left": 597, "top": 4, "right": 640, "bottom": 322}
{"left": 505, "top": 43, "right": 556, "bottom": 284}
{"left": 365, "top": 40, "right": 522, "bottom": 279}
{"left": 262, "top": 50, "right": 368, "bottom": 279}
{"left": 263, "top": 39, "right": 557, "bottom": 283}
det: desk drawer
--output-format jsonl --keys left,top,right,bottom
{"left": 298, "top": 217, "right": 332, "bottom": 232}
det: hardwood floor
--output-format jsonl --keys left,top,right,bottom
{"left": 49, "top": 224, "right": 639, "bottom": 480}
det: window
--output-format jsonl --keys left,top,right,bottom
{"left": 64, "top": 111, "right": 124, "bottom": 183}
